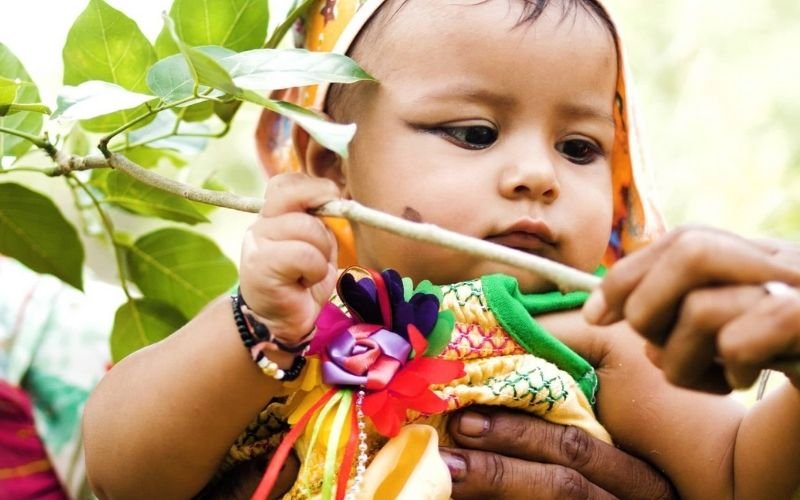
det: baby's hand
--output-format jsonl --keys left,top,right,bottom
{"left": 239, "top": 173, "right": 341, "bottom": 344}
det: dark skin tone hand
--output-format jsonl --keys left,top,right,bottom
{"left": 442, "top": 408, "right": 676, "bottom": 500}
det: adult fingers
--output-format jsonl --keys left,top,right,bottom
{"left": 260, "top": 173, "right": 341, "bottom": 217}
{"left": 587, "top": 227, "right": 800, "bottom": 344}
{"left": 447, "top": 409, "right": 675, "bottom": 500}
{"left": 655, "top": 286, "right": 760, "bottom": 392}
{"left": 442, "top": 447, "right": 616, "bottom": 500}
{"left": 718, "top": 286, "right": 800, "bottom": 387}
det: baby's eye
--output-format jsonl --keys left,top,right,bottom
{"left": 556, "top": 139, "right": 603, "bottom": 165}
{"left": 436, "top": 125, "right": 498, "bottom": 150}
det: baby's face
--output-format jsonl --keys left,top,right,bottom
{"left": 339, "top": 0, "right": 617, "bottom": 292}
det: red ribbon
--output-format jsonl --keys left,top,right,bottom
{"left": 251, "top": 388, "right": 337, "bottom": 500}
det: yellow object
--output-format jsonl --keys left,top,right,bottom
{"left": 358, "top": 425, "right": 451, "bottom": 500}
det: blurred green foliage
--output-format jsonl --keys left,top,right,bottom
{"left": 608, "top": 0, "right": 800, "bottom": 239}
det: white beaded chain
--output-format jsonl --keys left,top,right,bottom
{"left": 345, "top": 389, "right": 369, "bottom": 500}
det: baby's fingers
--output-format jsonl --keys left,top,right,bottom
{"left": 260, "top": 173, "right": 341, "bottom": 217}
{"left": 253, "top": 212, "right": 337, "bottom": 265}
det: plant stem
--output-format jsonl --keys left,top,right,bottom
{"left": 67, "top": 174, "right": 134, "bottom": 300}
{"left": 314, "top": 201, "right": 602, "bottom": 292}
{"left": 0, "top": 126, "right": 57, "bottom": 157}
{"left": 107, "top": 153, "right": 264, "bottom": 211}
{"left": 98, "top": 96, "right": 198, "bottom": 156}
{"left": 266, "top": 0, "right": 316, "bottom": 48}
{"left": 108, "top": 152, "right": 600, "bottom": 292}
{"left": 112, "top": 124, "right": 231, "bottom": 152}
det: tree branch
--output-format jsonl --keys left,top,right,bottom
{"left": 314, "top": 201, "right": 601, "bottom": 292}
{"left": 107, "top": 152, "right": 600, "bottom": 291}
{"left": 10, "top": 137, "right": 601, "bottom": 292}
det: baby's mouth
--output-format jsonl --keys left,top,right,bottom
{"left": 484, "top": 231, "right": 555, "bottom": 253}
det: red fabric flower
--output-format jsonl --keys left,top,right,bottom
{"left": 361, "top": 325, "right": 464, "bottom": 437}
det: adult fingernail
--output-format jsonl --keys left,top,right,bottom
{"left": 458, "top": 411, "right": 489, "bottom": 437}
{"left": 582, "top": 291, "right": 609, "bottom": 324}
{"left": 439, "top": 449, "right": 466, "bottom": 482}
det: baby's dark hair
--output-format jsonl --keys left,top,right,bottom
{"left": 326, "top": 0, "right": 616, "bottom": 121}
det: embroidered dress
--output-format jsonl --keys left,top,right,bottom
{"left": 225, "top": 269, "right": 610, "bottom": 499}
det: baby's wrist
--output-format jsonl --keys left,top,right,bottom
{"left": 231, "top": 290, "right": 310, "bottom": 381}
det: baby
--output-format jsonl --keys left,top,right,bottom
{"left": 83, "top": 1, "right": 800, "bottom": 499}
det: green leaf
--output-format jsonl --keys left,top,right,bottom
{"left": 146, "top": 46, "right": 234, "bottom": 103}
{"left": 266, "top": 0, "right": 315, "bottom": 48}
{"left": 213, "top": 100, "right": 241, "bottom": 124}
{"left": 155, "top": 0, "right": 268, "bottom": 58}
{"left": 0, "top": 43, "right": 43, "bottom": 157}
{"left": 180, "top": 101, "right": 215, "bottom": 122}
{"left": 128, "top": 112, "right": 210, "bottom": 154}
{"left": 122, "top": 145, "right": 187, "bottom": 168}
{"left": 64, "top": 127, "right": 91, "bottom": 156}
{"left": 62, "top": 0, "right": 158, "bottom": 132}
{"left": 0, "top": 183, "right": 84, "bottom": 290}
{"left": 240, "top": 90, "right": 356, "bottom": 158}
{"left": 0, "top": 77, "right": 50, "bottom": 117}
{"left": 52, "top": 81, "right": 156, "bottom": 121}
{"left": 111, "top": 299, "right": 186, "bottom": 362}
{"left": 99, "top": 170, "right": 209, "bottom": 224}
{"left": 162, "top": 15, "right": 240, "bottom": 96}
{"left": 126, "top": 228, "right": 237, "bottom": 318}
{"left": 0, "top": 76, "right": 19, "bottom": 104}
{"left": 224, "top": 49, "right": 373, "bottom": 91}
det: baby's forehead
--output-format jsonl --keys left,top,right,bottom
{"left": 352, "top": 0, "right": 612, "bottom": 58}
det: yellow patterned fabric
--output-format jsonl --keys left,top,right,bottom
{"left": 226, "top": 279, "right": 610, "bottom": 498}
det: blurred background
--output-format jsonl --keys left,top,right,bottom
{"left": 1, "top": 0, "right": 799, "bottom": 272}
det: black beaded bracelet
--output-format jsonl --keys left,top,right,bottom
{"left": 230, "top": 291, "right": 309, "bottom": 382}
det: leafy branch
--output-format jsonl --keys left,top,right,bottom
{"left": 0, "top": 0, "right": 597, "bottom": 364}
{"left": 5, "top": 127, "right": 601, "bottom": 292}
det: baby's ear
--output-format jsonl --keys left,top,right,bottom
{"left": 292, "top": 123, "right": 345, "bottom": 188}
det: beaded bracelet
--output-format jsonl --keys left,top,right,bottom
{"left": 231, "top": 290, "right": 309, "bottom": 381}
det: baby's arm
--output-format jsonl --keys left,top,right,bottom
{"left": 82, "top": 173, "right": 340, "bottom": 499}
{"left": 540, "top": 311, "right": 746, "bottom": 499}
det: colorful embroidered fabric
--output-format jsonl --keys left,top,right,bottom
{"left": 255, "top": 0, "right": 666, "bottom": 269}
{"left": 226, "top": 269, "right": 610, "bottom": 499}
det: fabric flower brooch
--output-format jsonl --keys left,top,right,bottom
{"left": 254, "top": 267, "right": 465, "bottom": 500}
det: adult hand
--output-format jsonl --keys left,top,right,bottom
{"left": 442, "top": 408, "right": 676, "bottom": 500}
{"left": 583, "top": 225, "right": 800, "bottom": 391}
